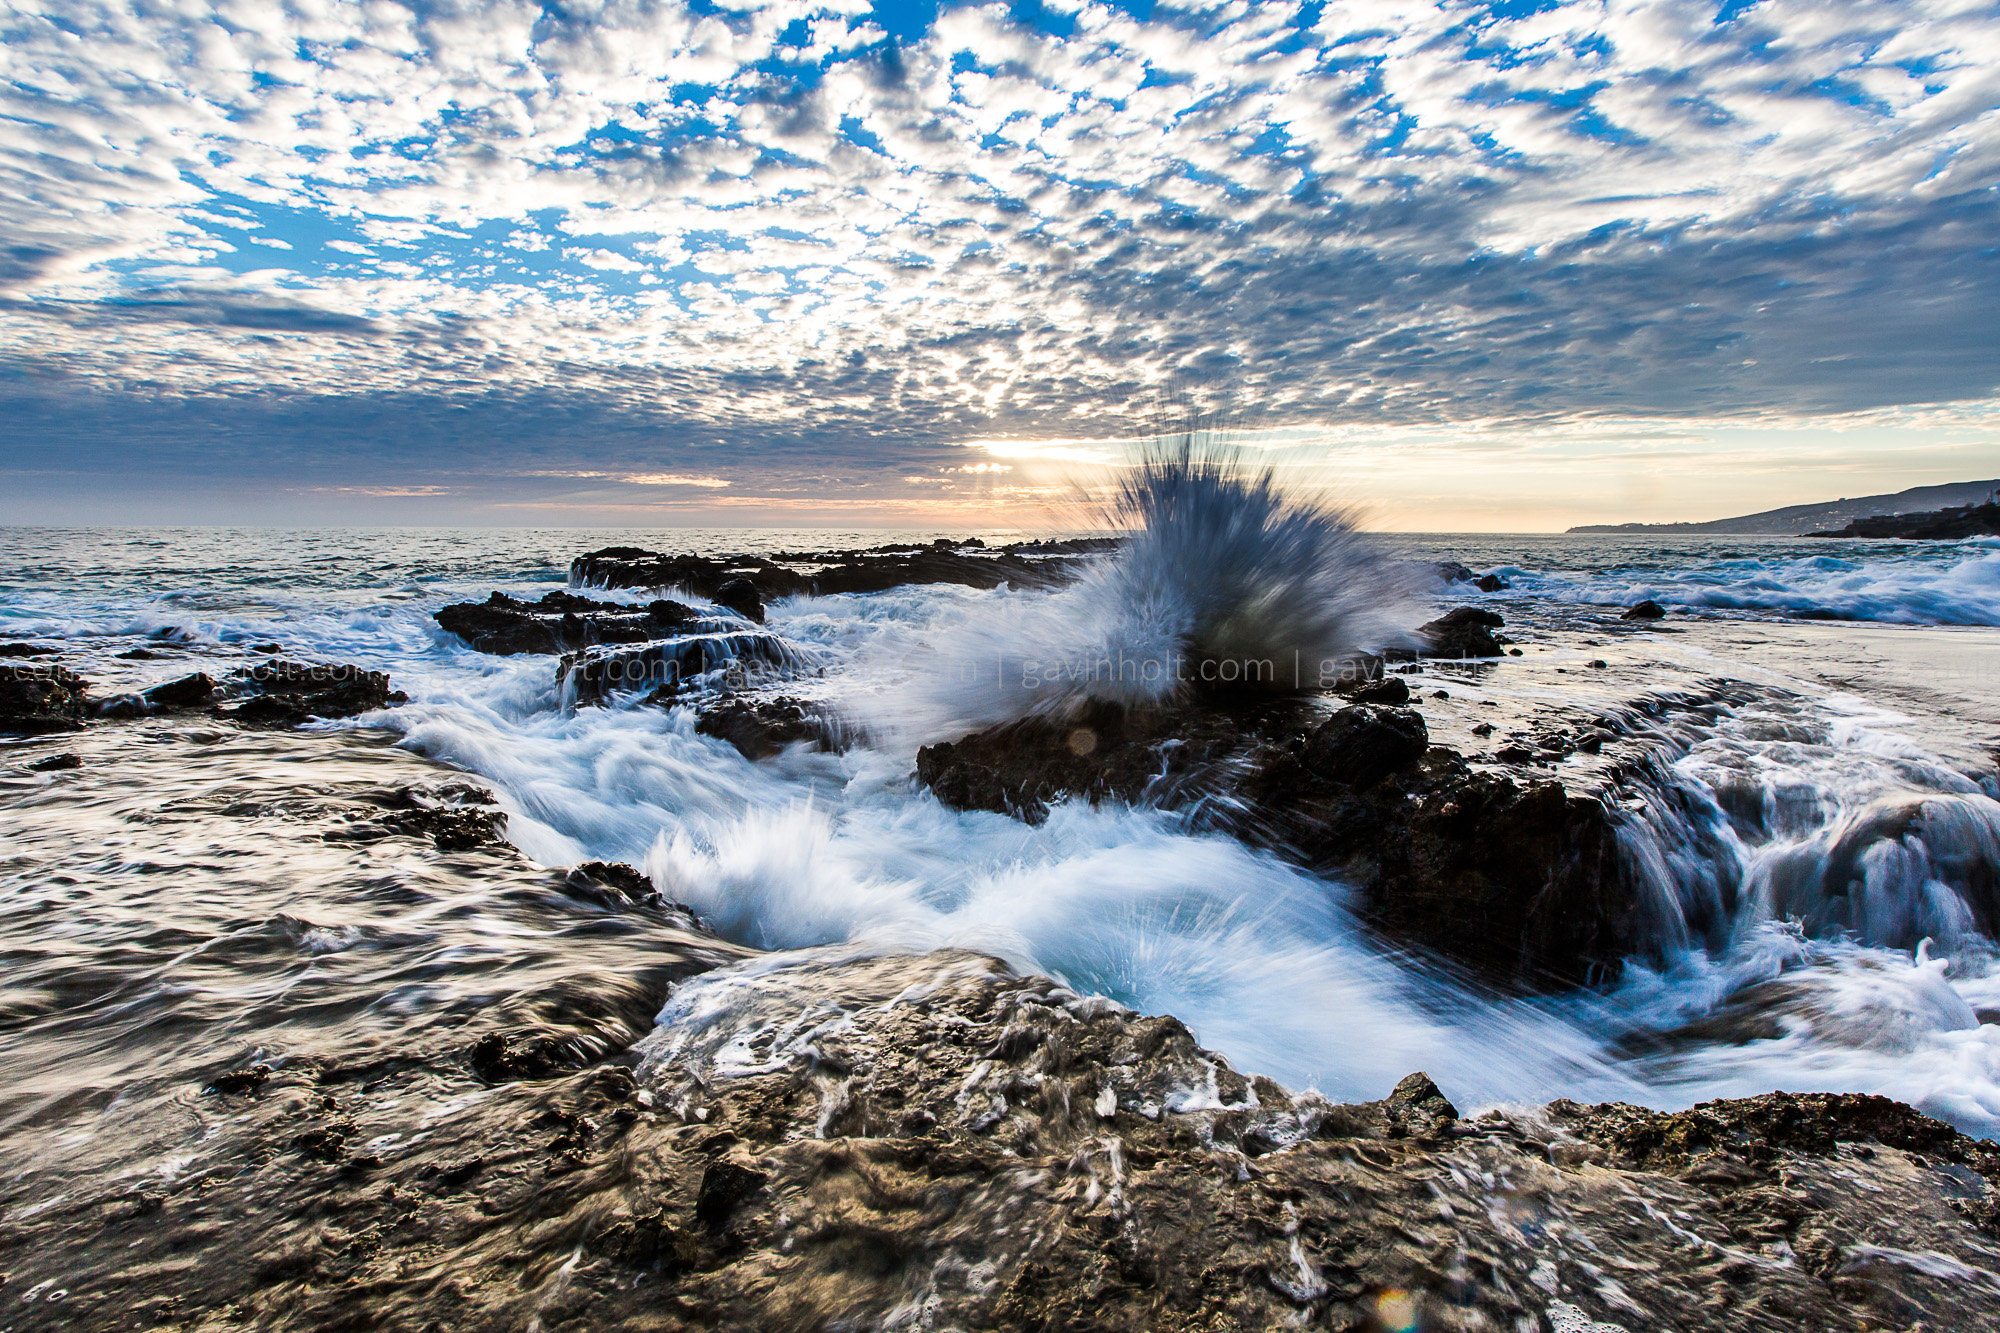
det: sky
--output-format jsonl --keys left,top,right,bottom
{"left": 2, "top": 0, "right": 1998, "bottom": 531}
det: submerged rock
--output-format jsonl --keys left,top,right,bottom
{"left": 434, "top": 590, "right": 702, "bottom": 655}
{"left": 0, "top": 662, "right": 89, "bottom": 735}
{"left": 1624, "top": 599, "right": 1667, "bottom": 619}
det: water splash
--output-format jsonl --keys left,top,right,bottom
{"left": 851, "top": 437, "right": 1421, "bottom": 742}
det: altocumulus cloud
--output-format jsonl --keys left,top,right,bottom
{"left": 1, "top": 0, "right": 1997, "bottom": 507}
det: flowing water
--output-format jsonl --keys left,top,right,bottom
{"left": 4, "top": 524, "right": 2000, "bottom": 1147}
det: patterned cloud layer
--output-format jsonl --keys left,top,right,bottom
{"left": 3, "top": 0, "right": 1996, "bottom": 506}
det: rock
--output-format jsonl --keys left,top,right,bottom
{"left": 226, "top": 659, "right": 404, "bottom": 726}
{"left": 0, "top": 662, "right": 89, "bottom": 735}
{"left": 711, "top": 577, "right": 765, "bottom": 624}
{"left": 1474, "top": 572, "right": 1511, "bottom": 591}
{"left": 1303, "top": 704, "right": 1429, "bottom": 787}
{"left": 693, "top": 695, "right": 829, "bottom": 759}
{"left": 560, "top": 861, "right": 656, "bottom": 908}
{"left": 97, "top": 672, "right": 217, "bottom": 718}
{"left": 434, "top": 590, "right": 700, "bottom": 655}
{"left": 569, "top": 539, "right": 1105, "bottom": 601}
{"left": 15, "top": 910, "right": 2000, "bottom": 1333}
{"left": 1811, "top": 499, "right": 2000, "bottom": 539}
{"left": 1384, "top": 1070, "right": 1459, "bottom": 1136}
{"left": 1348, "top": 675, "right": 1410, "bottom": 705}
{"left": 1623, "top": 599, "right": 1667, "bottom": 620}
{"left": 26, "top": 751, "right": 81, "bottom": 771}
{"left": 0, "top": 643, "right": 58, "bottom": 657}
{"left": 559, "top": 633, "right": 800, "bottom": 706}
{"left": 1415, "top": 606, "right": 1506, "bottom": 658}
{"left": 1433, "top": 560, "right": 1476, "bottom": 583}
{"left": 114, "top": 647, "right": 160, "bottom": 659}
{"left": 916, "top": 697, "right": 1646, "bottom": 988}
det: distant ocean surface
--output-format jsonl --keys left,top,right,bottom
{"left": 4, "top": 525, "right": 1998, "bottom": 624}
{"left": 6, "top": 524, "right": 2000, "bottom": 1139}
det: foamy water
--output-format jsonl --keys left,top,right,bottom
{"left": 5, "top": 525, "right": 2000, "bottom": 1134}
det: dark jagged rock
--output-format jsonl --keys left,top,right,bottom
{"left": 96, "top": 672, "right": 216, "bottom": 718}
{"left": 711, "top": 577, "right": 765, "bottom": 624}
{"left": 226, "top": 658, "right": 405, "bottom": 726}
{"left": 1, "top": 662, "right": 89, "bottom": 735}
{"left": 560, "top": 633, "right": 802, "bottom": 706}
{"left": 434, "top": 590, "right": 701, "bottom": 655}
{"left": 12, "top": 925, "right": 2000, "bottom": 1333}
{"left": 0, "top": 642, "right": 59, "bottom": 657}
{"left": 26, "top": 751, "right": 82, "bottom": 771}
{"left": 1302, "top": 704, "right": 1429, "bottom": 787}
{"left": 1474, "top": 572, "right": 1511, "bottom": 591}
{"left": 569, "top": 538, "right": 1106, "bottom": 604}
{"left": 693, "top": 695, "right": 831, "bottom": 759}
{"left": 1347, "top": 674, "right": 1410, "bottom": 705}
{"left": 918, "top": 699, "right": 1640, "bottom": 987}
{"left": 1433, "top": 560, "right": 1475, "bottom": 583}
{"left": 1624, "top": 599, "right": 1667, "bottom": 619}
{"left": 1812, "top": 499, "right": 2000, "bottom": 539}
{"left": 1411, "top": 605, "right": 1506, "bottom": 659}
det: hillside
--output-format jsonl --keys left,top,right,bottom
{"left": 1569, "top": 479, "right": 2000, "bottom": 535}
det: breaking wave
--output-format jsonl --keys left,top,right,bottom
{"left": 849, "top": 439, "right": 1422, "bottom": 742}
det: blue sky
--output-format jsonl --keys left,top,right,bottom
{"left": 2, "top": 0, "right": 1997, "bottom": 528}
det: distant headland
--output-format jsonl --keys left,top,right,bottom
{"left": 1568, "top": 479, "right": 2000, "bottom": 535}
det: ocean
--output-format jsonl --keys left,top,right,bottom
{"left": 4, "top": 522, "right": 2000, "bottom": 1151}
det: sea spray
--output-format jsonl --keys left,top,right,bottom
{"left": 846, "top": 437, "right": 1422, "bottom": 743}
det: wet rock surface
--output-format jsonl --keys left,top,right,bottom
{"left": 435, "top": 590, "right": 704, "bottom": 654}
{"left": 1412, "top": 606, "right": 1509, "bottom": 659}
{"left": 559, "top": 633, "right": 801, "bottom": 706}
{"left": 0, "top": 661, "right": 89, "bottom": 734}
{"left": 692, "top": 694, "right": 837, "bottom": 759}
{"left": 95, "top": 670, "right": 217, "bottom": 717}
{"left": 570, "top": 537, "right": 1109, "bottom": 604}
{"left": 8, "top": 943, "right": 1999, "bottom": 1332}
{"left": 224, "top": 658, "right": 406, "bottom": 726}
{"left": 913, "top": 684, "right": 1784, "bottom": 989}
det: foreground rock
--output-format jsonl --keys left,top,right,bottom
{"left": 569, "top": 537, "right": 1111, "bottom": 607}
{"left": 9, "top": 945, "right": 1999, "bottom": 1333}
{"left": 0, "top": 661, "right": 89, "bottom": 734}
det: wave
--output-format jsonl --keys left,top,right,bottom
{"left": 843, "top": 439, "right": 1422, "bottom": 742}
{"left": 1522, "top": 541, "right": 2000, "bottom": 625}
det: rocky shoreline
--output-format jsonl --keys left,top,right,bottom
{"left": 7, "top": 544, "right": 2000, "bottom": 1329}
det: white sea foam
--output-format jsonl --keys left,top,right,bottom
{"left": 1521, "top": 541, "right": 2000, "bottom": 625}
{"left": 8, "top": 527, "right": 2000, "bottom": 1134}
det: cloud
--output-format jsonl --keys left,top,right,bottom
{"left": 0, "top": 0, "right": 1996, "bottom": 513}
